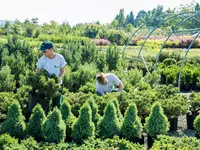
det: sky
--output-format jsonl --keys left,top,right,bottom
{"left": 0, "top": 0, "right": 196, "bottom": 26}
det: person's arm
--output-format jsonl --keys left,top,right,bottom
{"left": 59, "top": 67, "right": 66, "bottom": 80}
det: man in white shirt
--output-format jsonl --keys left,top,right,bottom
{"left": 29, "top": 41, "right": 67, "bottom": 112}
{"left": 96, "top": 73, "right": 124, "bottom": 96}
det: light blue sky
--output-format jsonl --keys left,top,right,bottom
{"left": 0, "top": 0, "right": 195, "bottom": 26}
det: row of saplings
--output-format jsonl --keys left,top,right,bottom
{"left": 2, "top": 97, "right": 200, "bottom": 148}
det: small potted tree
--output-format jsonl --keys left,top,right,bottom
{"left": 187, "top": 92, "right": 200, "bottom": 129}
{"left": 160, "top": 95, "right": 188, "bottom": 131}
{"left": 145, "top": 101, "right": 169, "bottom": 148}
{"left": 121, "top": 103, "right": 143, "bottom": 144}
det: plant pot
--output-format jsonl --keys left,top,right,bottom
{"left": 186, "top": 113, "right": 197, "bottom": 130}
{"left": 160, "top": 74, "right": 166, "bottom": 84}
{"left": 169, "top": 117, "right": 178, "bottom": 131}
{"left": 29, "top": 94, "right": 50, "bottom": 113}
{"left": 132, "top": 136, "right": 144, "bottom": 145}
{"left": 184, "top": 83, "right": 191, "bottom": 91}
{"left": 147, "top": 135, "right": 155, "bottom": 149}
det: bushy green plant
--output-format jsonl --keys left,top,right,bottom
{"left": 0, "top": 92, "right": 15, "bottom": 121}
{"left": 121, "top": 103, "right": 142, "bottom": 140}
{"left": 0, "top": 65, "right": 16, "bottom": 92}
{"left": 60, "top": 99, "right": 76, "bottom": 141}
{"left": 144, "top": 71, "right": 160, "bottom": 87}
{"left": 145, "top": 102, "right": 169, "bottom": 137}
{"left": 1, "top": 101, "right": 26, "bottom": 138}
{"left": 97, "top": 101, "right": 120, "bottom": 139}
{"left": 127, "top": 68, "right": 143, "bottom": 86}
{"left": 42, "top": 107, "right": 66, "bottom": 143}
{"left": 72, "top": 102, "right": 95, "bottom": 143}
{"left": 194, "top": 114, "right": 200, "bottom": 134}
{"left": 27, "top": 104, "right": 46, "bottom": 141}
{"left": 189, "top": 92, "right": 200, "bottom": 115}
{"left": 160, "top": 95, "right": 188, "bottom": 118}
{"left": 0, "top": 134, "right": 18, "bottom": 150}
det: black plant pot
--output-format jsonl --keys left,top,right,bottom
{"left": 184, "top": 83, "right": 191, "bottom": 91}
{"left": 147, "top": 135, "right": 155, "bottom": 149}
{"left": 169, "top": 117, "right": 178, "bottom": 131}
{"left": 186, "top": 113, "right": 197, "bottom": 130}
{"left": 160, "top": 74, "right": 166, "bottom": 84}
{"left": 132, "top": 136, "right": 144, "bottom": 145}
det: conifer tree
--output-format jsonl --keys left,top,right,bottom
{"left": 72, "top": 103, "right": 95, "bottom": 143}
{"left": 27, "top": 104, "right": 46, "bottom": 141}
{"left": 42, "top": 107, "right": 66, "bottom": 143}
{"left": 1, "top": 101, "right": 26, "bottom": 138}
{"left": 112, "top": 99, "right": 123, "bottom": 124}
{"left": 60, "top": 99, "right": 76, "bottom": 141}
{"left": 97, "top": 101, "right": 120, "bottom": 139}
{"left": 121, "top": 103, "right": 142, "bottom": 140}
{"left": 145, "top": 102, "right": 169, "bottom": 137}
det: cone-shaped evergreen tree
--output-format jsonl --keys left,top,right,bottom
{"left": 42, "top": 107, "right": 66, "bottom": 143}
{"left": 27, "top": 104, "right": 46, "bottom": 141}
{"left": 87, "top": 98, "right": 100, "bottom": 128}
{"left": 60, "top": 100, "right": 74, "bottom": 121}
{"left": 97, "top": 101, "right": 120, "bottom": 139}
{"left": 60, "top": 100, "right": 76, "bottom": 141}
{"left": 112, "top": 99, "right": 123, "bottom": 124}
{"left": 72, "top": 103, "right": 95, "bottom": 143}
{"left": 121, "top": 103, "right": 142, "bottom": 140}
{"left": 1, "top": 101, "right": 26, "bottom": 138}
{"left": 145, "top": 102, "right": 169, "bottom": 137}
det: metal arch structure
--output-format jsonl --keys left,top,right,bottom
{"left": 178, "top": 31, "right": 200, "bottom": 90}
{"left": 154, "top": 12, "right": 200, "bottom": 70}
{"left": 122, "top": 11, "right": 200, "bottom": 73}
{"left": 135, "top": 12, "right": 200, "bottom": 70}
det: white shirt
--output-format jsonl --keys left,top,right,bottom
{"left": 96, "top": 73, "right": 122, "bottom": 95}
{"left": 36, "top": 53, "right": 66, "bottom": 84}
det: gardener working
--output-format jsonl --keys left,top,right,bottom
{"left": 96, "top": 73, "right": 124, "bottom": 96}
{"left": 29, "top": 41, "right": 66, "bottom": 112}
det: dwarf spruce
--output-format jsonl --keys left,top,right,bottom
{"left": 145, "top": 102, "right": 169, "bottom": 137}
{"left": 121, "top": 103, "right": 142, "bottom": 140}
{"left": 97, "top": 101, "right": 120, "bottom": 139}
{"left": 1, "top": 101, "right": 26, "bottom": 138}
{"left": 60, "top": 99, "right": 76, "bottom": 141}
{"left": 42, "top": 107, "right": 66, "bottom": 143}
{"left": 27, "top": 104, "right": 46, "bottom": 141}
{"left": 72, "top": 102, "right": 95, "bottom": 143}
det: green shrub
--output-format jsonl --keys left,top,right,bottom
{"left": 0, "top": 92, "right": 15, "bottom": 121}
{"left": 42, "top": 107, "right": 66, "bottom": 143}
{"left": 72, "top": 103, "right": 95, "bottom": 143}
{"left": 194, "top": 114, "right": 200, "bottom": 134}
{"left": 97, "top": 101, "right": 120, "bottom": 139}
{"left": 121, "top": 103, "right": 142, "bottom": 140}
{"left": 0, "top": 134, "right": 18, "bottom": 150}
{"left": 60, "top": 98, "right": 76, "bottom": 141}
{"left": 0, "top": 65, "right": 16, "bottom": 92}
{"left": 27, "top": 104, "right": 46, "bottom": 141}
{"left": 145, "top": 102, "right": 169, "bottom": 137}
{"left": 1, "top": 101, "right": 26, "bottom": 138}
